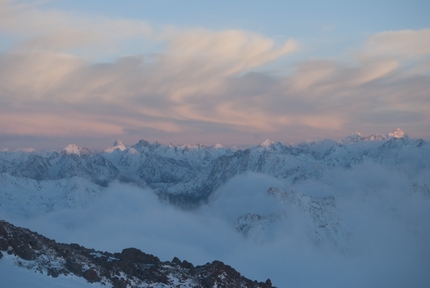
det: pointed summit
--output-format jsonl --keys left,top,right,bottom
{"left": 256, "top": 139, "right": 286, "bottom": 152}
{"left": 341, "top": 132, "right": 363, "bottom": 144}
{"left": 104, "top": 140, "right": 126, "bottom": 153}
{"left": 259, "top": 139, "right": 274, "bottom": 147}
{"left": 387, "top": 128, "right": 407, "bottom": 139}
{"left": 131, "top": 139, "right": 151, "bottom": 152}
{"left": 113, "top": 140, "right": 125, "bottom": 147}
{"left": 62, "top": 144, "right": 90, "bottom": 156}
{"left": 113, "top": 140, "right": 126, "bottom": 151}
{"left": 340, "top": 131, "right": 389, "bottom": 144}
{"left": 211, "top": 143, "right": 225, "bottom": 149}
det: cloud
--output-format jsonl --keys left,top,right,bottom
{"left": 0, "top": 0, "right": 429, "bottom": 148}
{"left": 5, "top": 159, "right": 430, "bottom": 287}
{"left": 0, "top": 0, "right": 152, "bottom": 56}
{"left": 0, "top": 2, "right": 300, "bottom": 144}
{"left": 16, "top": 29, "right": 100, "bottom": 52}
{"left": 0, "top": 51, "right": 84, "bottom": 100}
{"left": 361, "top": 28, "right": 430, "bottom": 60}
{"left": 0, "top": 112, "right": 124, "bottom": 136}
{"left": 157, "top": 29, "right": 298, "bottom": 101}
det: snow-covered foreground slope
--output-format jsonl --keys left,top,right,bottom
{"left": 0, "top": 254, "right": 108, "bottom": 288}
{"left": 1, "top": 129, "right": 430, "bottom": 287}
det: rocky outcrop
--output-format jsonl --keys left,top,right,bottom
{"left": 0, "top": 220, "right": 275, "bottom": 287}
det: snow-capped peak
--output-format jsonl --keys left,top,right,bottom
{"left": 340, "top": 132, "right": 363, "bottom": 144}
{"left": 340, "top": 130, "right": 397, "bottom": 144}
{"left": 211, "top": 143, "right": 225, "bottom": 149}
{"left": 62, "top": 144, "right": 90, "bottom": 156}
{"left": 132, "top": 139, "right": 151, "bottom": 149}
{"left": 387, "top": 128, "right": 407, "bottom": 139}
{"left": 113, "top": 140, "right": 125, "bottom": 148}
{"left": 104, "top": 140, "right": 127, "bottom": 153}
{"left": 259, "top": 139, "right": 274, "bottom": 147}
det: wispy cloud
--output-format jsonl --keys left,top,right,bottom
{"left": 0, "top": 0, "right": 429, "bottom": 148}
{"left": 361, "top": 28, "right": 430, "bottom": 60}
{"left": 0, "top": 0, "right": 152, "bottom": 56}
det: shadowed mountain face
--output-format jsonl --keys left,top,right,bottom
{"left": 0, "top": 220, "right": 274, "bottom": 288}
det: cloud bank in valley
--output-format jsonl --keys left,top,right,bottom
{"left": 6, "top": 159, "right": 429, "bottom": 287}
{"left": 0, "top": 1, "right": 429, "bottom": 149}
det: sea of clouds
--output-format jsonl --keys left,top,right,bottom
{"left": 2, "top": 159, "right": 430, "bottom": 287}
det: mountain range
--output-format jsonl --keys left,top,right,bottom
{"left": 1, "top": 128, "right": 429, "bottom": 287}
{"left": 1, "top": 128, "right": 425, "bottom": 207}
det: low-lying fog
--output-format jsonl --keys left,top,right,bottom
{"left": 3, "top": 160, "right": 430, "bottom": 287}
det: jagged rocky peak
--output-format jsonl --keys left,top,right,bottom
{"left": 131, "top": 139, "right": 163, "bottom": 151}
{"left": 341, "top": 132, "right": 363, "bottom": 144}
{"left": 181, "top": 143, "right": 205, "bottom": 151}
{"left": 62, "top": 144, "right": 90, "bottom": 156}
{"left": 130, "top": 139, "right": 152, "bottom": 153}
{"left": 0, "top": 220, "right": 274, "bottom": 288}
{"left": 364, "top": 134, "right": 386, "bottom": 141}
{"left": 341, "top": 128, "right": 408, "bottom": 144}
{"left": 387, "top": 128, "right": 407, "bottom": 139}
{"left": 256, "top": 139, "right": 286, "bottom": 152}
{"left": 133, "top": 139, "right": 151, "bottom": 147}
{"left": 104, "top": 140, "right": 127, "bottom": 153}
{"left": 113, "top": 139, "right": 125, "bottom": 148}
{"left": 259, "top": 139, "right": 274, "bottom": 147}
{"left": 340, "top": 131, "right": 383, "bottom": 144}
{"left": 152, "top": 141, "right": 162, "bottom": 148}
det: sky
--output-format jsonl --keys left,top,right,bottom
{"left": 1, "top": 0, "right": 429, "bottom": 150}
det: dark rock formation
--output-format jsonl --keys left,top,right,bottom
{"left": 0, "top": 220, "right": 275, "bottom": 287}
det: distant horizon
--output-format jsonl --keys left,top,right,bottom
{"left": 0, "top": 127, "right": 423, "bottom": 152}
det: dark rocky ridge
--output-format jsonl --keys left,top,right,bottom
{"left": 0, "top": 220, "right": 274, "bottom": 287}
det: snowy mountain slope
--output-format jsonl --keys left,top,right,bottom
{"left": 103, "top": 140, "right": 127, "bottom": 153}
{"left": 0, "top": 174, "right": 103, "bottom": 219}
{"left": 1, "top": 129, "right": 429, "bottom": 207}
{"left": 0, "top": 147, "right": 119, "bottom": 187}
{"left": 165, "top": 129, "right": 428, "bottom": 203}
{"left": 0, "top": 255, "right": 107, "bottom": 288}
